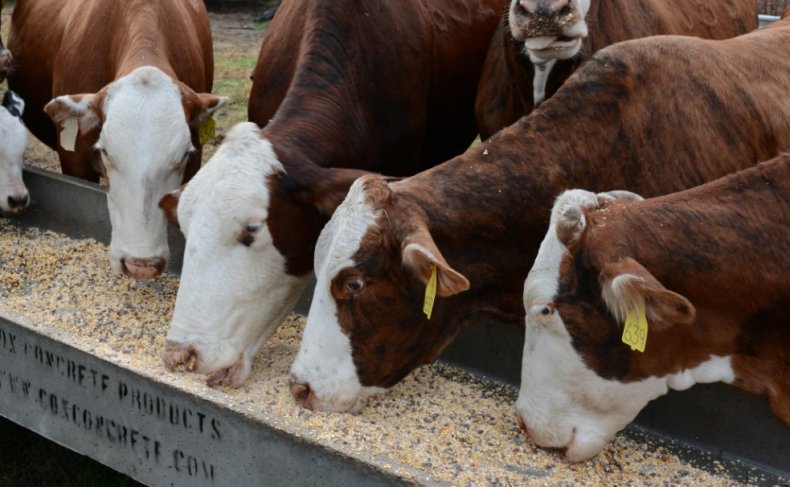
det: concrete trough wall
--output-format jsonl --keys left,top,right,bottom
{"left": 2, "top": 167, "right": 789, "bottom": 484}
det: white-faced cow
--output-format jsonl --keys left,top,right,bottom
{"left": 475, "top": 0, "right": 757, "bottom": 139}
{"left": 0, "top": 91, "right": 28, "bottom": 213}
{"left": 159, "top": 0, "right": 505, "bottom": 386}
{"left": 290, "top": 19, "right": 790, "bottom": 412}
{"left": 8, "top": 0, "right": 225, "bottom": 279}
{"left": 517, "top": 155, "right": 790, "bottom": 461}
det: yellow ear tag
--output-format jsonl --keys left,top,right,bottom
{"left": 621, "top": 301, "right": 648, "bottom": 352}
{"left": 198, "top": 116, "right": 216, "bottom": 145}
{"left": 423, "top": 264, "right": 437, "bottom": 320}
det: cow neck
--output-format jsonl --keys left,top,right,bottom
{"left": 111, "top": 1, "right": 177, "bottom": 78}
{"left": 392, "top": 63, "right": 632, "bottom": 325}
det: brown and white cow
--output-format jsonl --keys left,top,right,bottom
{"left": 475, "top": 0, "right": 757, "bottom": 139}
{"left": 8, "top": 0, "right": 225, "bottom": 279}
{"left": 517, "top": 155, "right": 790, "bottom": 461}
{"left": 0, "top": 91, "right": 28, "bottom": 213}
{"left": 289, "top": 19, "right": 790, "bottom": 413}
{"left": 159, "top": 0, "right": 505, "bottom": 386}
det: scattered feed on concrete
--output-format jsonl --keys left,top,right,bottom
{"left": 0, "top": 220, "right": 766, "bottom": 485}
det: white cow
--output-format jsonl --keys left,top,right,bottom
{"left": 0, "top": 91, "right": 28, "bottom": 213}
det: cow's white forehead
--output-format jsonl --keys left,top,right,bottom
{"left": 524, "top": 190, "right": 598, "bottom": 308}
{"left": 101, "top": 67, "right": 192, "bottom": 162}
{"left": 315, "top": 178, "right": 380, "bottom": 276}
{"left": 178, "top": 122, "right": 281, "bottom": 233}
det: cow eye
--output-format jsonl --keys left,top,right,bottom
{"left": 344, "top": 276, "right": 366, "bottom": 294}
{"left": 175, "top": 148, "right": 195, "bottom": 170}
{"left": 237, "top": 222, "right": 263, "bottom": 247}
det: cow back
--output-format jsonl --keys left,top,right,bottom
{"left": 9, "top": 0, "right": 214, "bottom": 150}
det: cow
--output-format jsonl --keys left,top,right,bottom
{"left": 0, "top": 91, "right": 28, "bottom": 213}
{"left": 475, "top": 0, "right": 757, "bottom": 139}
{"left": 516, "top": 155, "right": 790, "bottom": 462}
{"left": 158, "top": 0, "right": 505, "bottom": 386}
{"left": 8, "top": 0, "right": 226, "bottom": 279}
{"left": 289, "top": 18, "right": 790, "bottom": 413}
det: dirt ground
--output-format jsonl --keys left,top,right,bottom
{"left": 1, "top": 10, "right": 266, "bottom": 174}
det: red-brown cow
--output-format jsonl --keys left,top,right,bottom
{"left": 475, "top": 0, "right": 757, "bottom": 139}
{"left": 290, "top": 18, "right": 790, "bottom": 413}
{"left": 159, "top": 0, "right": 505, "bottom": 386}
{"left": 517, "top": 155, "right": 790, "bottom": 461}
{"left": 8, "top": 0, "right": 225, "bottom": 279}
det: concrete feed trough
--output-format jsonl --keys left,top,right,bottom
{"left": 0, "top": 167, "right": 788, "bottom": 486}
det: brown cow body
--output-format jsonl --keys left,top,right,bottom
{"left": 516, "top": 155, "right": 790, "bottom": 461}
{"left": 8, "top": 0, "right": 224, "bottom": 279}
{"left": 475, "top": 0, "right": 757, "bottom": 139}
{"left": 160, "top": 0, "right": 505, "bottom": 386}
{"left": 290, "top": 19, "right": 790, "bottom": 412}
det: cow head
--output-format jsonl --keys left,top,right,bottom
{"left": 509, "top": 0, "right": 590, "bottom": 64}
{"left": 0, "top": 91, "right": 28, "bottom": 213}
{"left": 290, "top": 175, "right": 470, "bottom": 412}
{"left": 160, "top": 122, "right": 365, "bottom": 387}
{"left": 44, "top": 66, "right": 225, "bottom": 279}
{"left": 515, "top": 189, "right": 739, "bottom": 462}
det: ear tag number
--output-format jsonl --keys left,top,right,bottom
{"left": 198, "top": 116, "right": 216, "bottom": 145}
{"left": 60, "top": 118, "right": 79, "bottom": 152}
{"left": 622, "top": 301, "right": 648, "bottom": 352}
{"left": 423, "top": 264, "right": 437, "bottom": 320}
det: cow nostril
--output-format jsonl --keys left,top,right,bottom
{"left": 515, "top": 414, "right": 532, "bottom": 439}
{"left": 7, "top": 194, "right": 29, "bottom": 209}
{"left": 290, "top": 379, "right": 312, "bottom": 405}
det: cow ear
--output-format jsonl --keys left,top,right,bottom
{"left": 44, "top": 94, "right": 102, "bottom": 151}
{"left": 402, "top": 230, "right": 470, "bottom": 297}
{"left": 600, "top": 257, "right": 695, "bottom": 330}
{"left": 158, "top": 188, "right": 182, "bottom": 227}
{"left": 188, "top": 93, "right": 228, "bottom": 127}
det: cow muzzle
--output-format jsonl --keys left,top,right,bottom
{"left": 2, "top": 192, "right": 29, "bottom": 213}
{"left": 510, "top": 0, "right": 586, "bottom": 46}
{"left": 121, "top": 256, "right": 167, "bottom": 280}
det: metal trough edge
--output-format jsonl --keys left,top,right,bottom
{"left": 3, "top": 166, "right": 789, "bottom": 484}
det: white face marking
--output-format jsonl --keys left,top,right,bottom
{"left": 290, "top": 178, "right": 386, "bottom": 412}
{"left": 165, "top": 122, "right": 308, "bottom": 385}
{"left": 517, "top": 189, "right": 736, "bottom": 461}
{"left": 0, "top": 105, "right": 28, "bottom": 213}
{"left": 509, "top": 0, "right": 591, "bottom": 69}
{"left": 531, "top": 59, "right": 556, "bottom": 107}
{"left": 97, "top": 67, "right": 193, "bottom": 274}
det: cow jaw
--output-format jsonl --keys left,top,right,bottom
{"left": 0, "top": 99, "right": 29, "bottom": 213}
{"left": 90, "top": 66, "right": 193, "bottom": 279}
{"left": 163, "top": 123, "right": 308, "bottom": 387}
{"left": 290, "top": 177, "right": 385, "bottom": 412}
